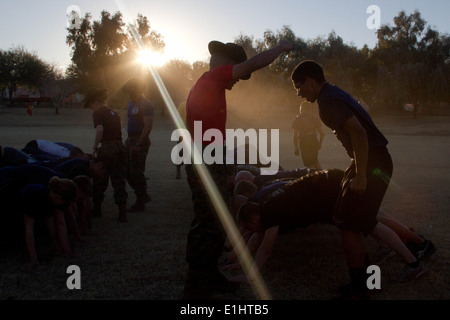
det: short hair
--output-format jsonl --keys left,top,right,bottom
{"left": 236, "top": 202, "right": 261, "bottom": 225}
{"left": 291, "top": 60, "right": 326, "bottom": 84}
{"left": 234, "top": 180, "right": 257, "bottom": 197}
{"left": 49, "top": 176, "right": 77, "bottom": 202}
{"left": 234, "top": 170, "right": 255, "bottom": 185}
{"left": 122, "top": 77, "right": 145, "bottom": 96}
{"left": 84, "top": 88, "right": 108, "bottom": 108}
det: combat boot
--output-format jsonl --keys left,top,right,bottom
{"left": 118, "top": 204, "right": 128, "bottom": 223}
{"left": 127, "top": 194, "right": 150, "bottom": 212}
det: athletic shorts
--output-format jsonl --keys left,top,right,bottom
{"left": 334, "top": 147, "right": 393, "bottom": 234}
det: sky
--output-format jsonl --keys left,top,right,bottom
{"left": 0, "top": 0, "right": 449, "bottom": 69}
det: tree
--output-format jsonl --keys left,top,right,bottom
{"left": 0, "top": 46, "right": 51, "bottom": 104}
{"left": 66, "top": 10, "right": 165, "bottom": 95}
{"left": 40, "top": 67, "right": 75, "bottom": 114}
{"left": 371, "top": 10, "right": 449, "bottom": 115}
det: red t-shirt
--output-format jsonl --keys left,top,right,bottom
{"left": 186, "top": 65, "right": 233, "bottom": 145}
{"left": 92, "top": 106, "right": 122, "bottom": 142}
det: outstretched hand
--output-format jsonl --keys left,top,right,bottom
{"left": 279, "top": 40, "right": 294, "bottom": 52}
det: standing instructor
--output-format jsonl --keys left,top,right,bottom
{"left": 121, "top": 78, "right": 154, "bottom": 213}
{"left": 184, "top": 39, "right": 293, "bottom": 299}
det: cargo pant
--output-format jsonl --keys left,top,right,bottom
{"left": 125, "top": 136, "right": 150, "bottom": 200}
{"left": 93, "top": 140, "right": 128, "bottom": 206}
{"left": 185, "top": 155, "right": 229, "bottom": 269}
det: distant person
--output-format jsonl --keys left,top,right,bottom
{"left": 183, "top": 39, "right": 293, "bottom": 299}
{"left": 121, "top": 78, "right": 154, "bottom": 213}
{"left": 292, "top": 101, "right": 324, "bottom": 169}
{"left": 85, "top": 88, "right": 128, "bottom": 223}
{"left": 291, "top": 60, "right": 427, "bottom": 300}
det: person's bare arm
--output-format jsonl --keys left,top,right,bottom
{"left": 343, "top": 116, "right": 368, "bottom": 193}
{"left": 53, "top": 209, "right": 72, "bottom": 257}
{"left": 24, "top": 215, "right": 38, "bottom": 264}
{"left": 232, "top": 41, "right": 293, "bottom": 81}
{"left": 93, "top": 125, "right": 103, "bottom": 157}
{"left": 65, "top": 203, "right": 83, "bottom": 243}
{"left": 317, "top": 123, "right": 325, "bottom": 148}
{"left": 45, "top": 216, "right": 60, "bottom": 253}
{"left": 229, "top": 226, "right": 279, "bottom": 282}
{"left": 293, "top": 129, "right": 300, "bottom": 155}
{"left": 253, "top": 226, "right": 279, "bottom": 270}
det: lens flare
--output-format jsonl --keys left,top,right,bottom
{"left": 137, "top": 49, "right": 166, "bottom": 67}
{"left": 115, "top": 0, "right": 272, "bottom": 301}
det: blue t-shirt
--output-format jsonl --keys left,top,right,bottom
{"left": 318, "top": 83, "right": 388, "bottom": 158}
{"left": 53, "top": 158, "right": 90, "bottom": 179}
{"left": 248, "top": 180, "right": 289, "bottom": 205}
{"left": 127, "top": 95, "right": 154, "bottom": 135}
{"left": 0, "top": 165, "right": 66, "bottom": 215}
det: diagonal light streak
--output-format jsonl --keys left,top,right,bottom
{"left": 115, "top": 0, "right": 272, "bottom": 300}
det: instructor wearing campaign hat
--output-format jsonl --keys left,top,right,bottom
{"left": 183, "top": 39, "right": 293, "bottom": 299}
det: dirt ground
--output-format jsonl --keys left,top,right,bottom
{"left": 0, "top": 106, "right": 449, "bottom": 301}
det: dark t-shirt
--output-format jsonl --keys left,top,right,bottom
{"left": 53, "top": 158, "right": 90, "bottom": 179}
{"left": 186, "top": 65, "right": 233, "bottom": 145}
{"left": 259, "top": 169, "right": 344, "bottom": 232}
{"left": 93, "top": 106, "right": 122, "bottom": 142}
{"left": 19, "top": 184, "right": 54, "bottom": 219}
{"left": 318, "top": 83, "right": 388, "bottom": 158}
{"left": 127, "top": 95, "right": 154, "bottom": 136}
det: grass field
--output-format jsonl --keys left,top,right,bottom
{"left": 0, "top": 105, "right": 449, "bottom": 300}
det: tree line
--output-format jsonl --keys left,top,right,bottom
{"left": 0, "top": 9, "right": 449, "bottom": 116}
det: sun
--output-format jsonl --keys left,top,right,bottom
{"left": 137, "top": 49, "right": 167, "bottom": 67}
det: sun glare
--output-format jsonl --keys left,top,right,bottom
{"left": 137, "top": 49, "right": 166, "bottom": 67}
